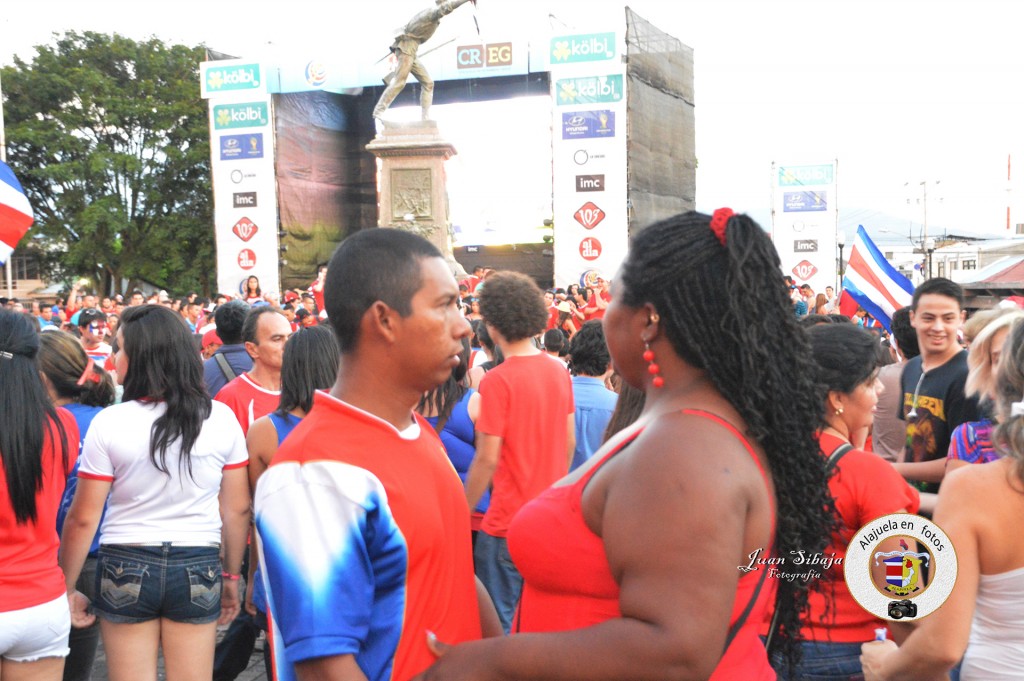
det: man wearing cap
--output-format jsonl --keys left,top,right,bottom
{"left": 77, "top": 308, "right": 112, "bottom": 364}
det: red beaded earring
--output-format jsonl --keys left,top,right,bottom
{"left": 643, "top": 342, "right": 664, "bottom": 388}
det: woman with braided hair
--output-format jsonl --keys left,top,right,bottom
{"left": 415, "top": 209, "right": 835, "bottom": 681}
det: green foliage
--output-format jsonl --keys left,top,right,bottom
{"left": 2, "top": 31, "right": 214, "bottom": 294}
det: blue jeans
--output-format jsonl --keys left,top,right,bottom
{"left": 473, "top": 532, "right": 521, "bottom": 634}
{"left": 774, "top": 640, "right": 864, "bottom": 681}
{"left": 93, "top": 544, "right": 222, "bottom": 625}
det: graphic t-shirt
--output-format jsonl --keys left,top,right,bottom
{"left": 900, "top": 351, "right": 979, "bottom": 491}
{"left": 254, "top": 393, "right": 480, "bottom": 681}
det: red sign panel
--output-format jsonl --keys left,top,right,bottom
{"left": 792, "top": 260, "right": 818, "bottom": 281}
{"left": 232, "top": 217, "right": 258, "bottom": 242}
{"left": 238, "top": 249, "right": 257, "bottom": 270}
{"left": 574, "top": 202, "right": 606, "bottom": 230}
{"left": 579, "top": 237, "right": 602, "bottom": 261}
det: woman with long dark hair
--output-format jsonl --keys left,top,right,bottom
{"left": 58, "top": 305, "right": 251, "bottom": 681}
{"left": 416, "top": 337, "right": 489, "bottom": 531}
{"left": 416, "top": 209, "right": 836, "bottom": 680}
{"left": 0, "top": 310, "right": 76, "bottom": 680}
{"left": 242, "top": 276, "right": 262, "bottom": 305}
{"left": 784, "top": 323, "right": 919, "bottom": 680}
{"left": 39, "top": 330, "right": 116, "bottom": 681}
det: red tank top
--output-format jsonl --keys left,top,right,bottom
{"left": 507, "top": 409, "right": 777, "bottom": 680}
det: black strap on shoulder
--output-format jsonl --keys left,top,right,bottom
{"left": 825, "top": 443, "right": 854, "bottom": 475}
{"left": 721, "top": 558, "right": 769, "bottom": 657}
{"left": 214, "top": 352, "right": 237, "bottom": 383}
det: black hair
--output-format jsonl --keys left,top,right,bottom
{"left": 242, "top": 306, "right": 286, "bottom": 345}
{"left": 0, "top": 310, "right": 72, "bottom": 523}
{"left": 276, "top": 326, "right": 340, "bottom": 416}
{"left": 618, "top": 210, "right": 834, "bottom": 671}
{"left": 417, "top": 336, "right": 472, "bottom": 432}
{"left": 806, "top": 323, "right": 880, "bottom": 395}
{"left": 119, "top": 305, "right": 211, "bottom": 479}
{"left": 798, "top": 314, "right": 836, "bottom": 328}
{"left": 214, "top": 300, "right": 250, "bottom": 345}
{"left": 245, "top": 275, "right": 262, "bottom": 297}
{"left": 911, "top": 276, "right": 964, "bottom": 310}
{"left": 479, "top": 271, "right": 548, "bottom": 342}
{"left": 827, "top": 313, "right": 851, "bottom": 324}
{"left": 889, "top": 306, "right": 920, "bottom": 359}
{"left": 38, "top": 330, "right": 116, "bottom": 407}
{"left": 543, "top": 328, "right": 565, "bottom": 354}
{"left": 324, "top": 228, "right": 441, "bottom": 353}
{"left": 567, "top": 320, "right": 610, "bottom": 377}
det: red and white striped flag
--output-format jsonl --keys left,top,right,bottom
{"left": 0, "top": 160, "right": 34, "bottom": 265}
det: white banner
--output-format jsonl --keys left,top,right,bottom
{"left": 203, "top": 67, "right": 281, "bottom": 300}
{"left": 550, "top": 31, "right": 629, "bottom": 290}
{"left": 770, "top": 160, "right": 840, "bottom": 295}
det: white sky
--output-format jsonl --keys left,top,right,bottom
{"left": 3, "top": 0, "right": 1024, "bottom": 244}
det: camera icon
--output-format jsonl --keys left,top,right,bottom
{"left": 888, "top": 599, "right": 917, "bottom": 620}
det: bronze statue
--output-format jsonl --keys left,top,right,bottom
{"left": 373, "top": 0, "right": 476, "bottom": 122}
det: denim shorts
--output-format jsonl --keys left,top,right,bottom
{"left": 93, "top": 543, "right": 222, "bottom": 625}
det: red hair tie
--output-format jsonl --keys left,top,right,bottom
{"left": 76, "top": 358, "right": 96, "bottom": 386}
{"left": 710, "top": 207, "right": 734, "bottom": 246}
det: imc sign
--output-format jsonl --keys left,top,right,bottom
{"left": 233, "top": 192, "right": 257, "bottom": 208}
{"left": 457, "top": 43, "right": 513, "bottom": 69}
{"left": 783, "top": 191, "right": 827, "bottom": 212}
{"left": 214, "top": 102, "right": 269, "bottom": 130}
{"left": 576, "top": 175, "right": 605, "bottom": 192}
{"left": 203, "top": 63, "right": 261, "bottom": 95}
{"left": 220, "top": 133, "right": 264, "bottom": 161}
{"left": 556, "top": 75, "right": 623, "bottom": 106}
{"left": 562, "top": 111, "right": 615, "bottom": 139}
{"left": 551, "top": 33, "right": 616, "bottom": 63}
{"left": 794, "top": 239, "right": 818, "bottom": 253}
{"left": 779, "top": 164, "right": 834, "bottom": 187}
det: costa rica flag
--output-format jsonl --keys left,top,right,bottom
{"left": 841, "top": 225, "right": 914, "bottom": 333}
{"left": 0, "top": 160, "right": 34, "bottom": 265}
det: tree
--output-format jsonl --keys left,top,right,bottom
{"left": 1, "top": 31, "right": 215, "bottom": 295}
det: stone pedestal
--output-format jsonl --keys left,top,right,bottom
{"left": 365, "top": 120, "right": 465, "bottom": 277}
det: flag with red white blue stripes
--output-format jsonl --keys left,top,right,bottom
{"left": 0, "top": 160, "right": 35, "bottom": 266}
{"left": 841, "top": 225, "right": 914, "bottom": 333}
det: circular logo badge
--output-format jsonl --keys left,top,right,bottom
{"left": 845, "top": 513, "right": 956, "bottom": 621}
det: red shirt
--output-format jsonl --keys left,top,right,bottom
{"left": 214, "top": 373, "right": 280, "bottom": 435}
{"left": 476, "top": 353, "right": 574, "bottom": 537}
{"left": 802, "top": 433, "right": 921, "bottom": 642}
{"left": 0, "top": 409, "right": 79, "bottom": 611}
{"left": 584, "top": 290, "right": 611, "bottom": 321}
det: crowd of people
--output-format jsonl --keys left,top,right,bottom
{"left": 3, "top": 210, "right": 1024, "bottom": 681}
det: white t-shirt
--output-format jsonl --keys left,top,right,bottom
{"left": 78, "top": 399, "right": 248, "bottom": 544}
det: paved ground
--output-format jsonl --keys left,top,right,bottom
{"left": 87, "top": 627, "right": 268, "bottom": 681}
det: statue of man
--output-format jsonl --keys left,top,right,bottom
{"left": 372, "top": 0, "right": 476, "bottom": 122}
